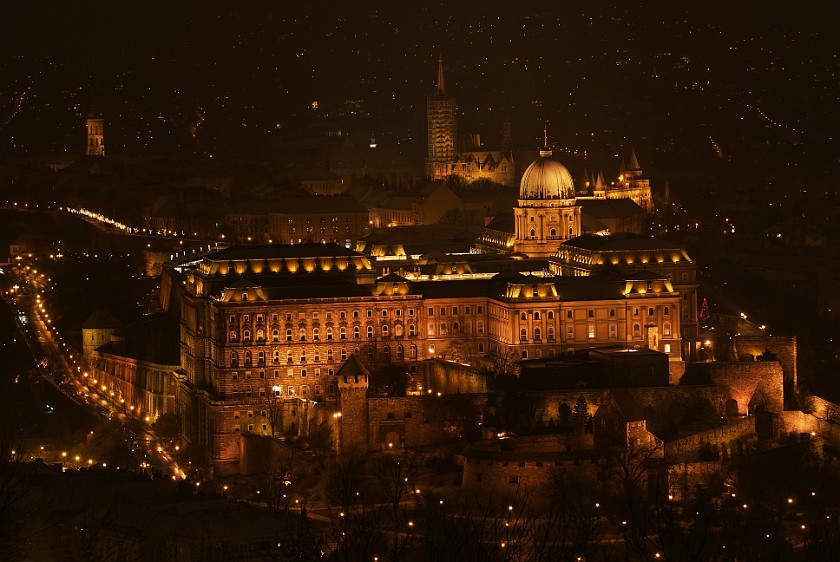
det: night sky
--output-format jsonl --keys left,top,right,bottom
{"left": 2, "top": 2, "right": 838, "bottom": 174}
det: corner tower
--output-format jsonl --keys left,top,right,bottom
{"left": 86, "top": 113, "right": 105, "bottom": 156}
{"left": 426, "top": 56, "right": 457, "bottom": 180}
{"left": 513, "top": 138, "right": 581, "bottom": 258}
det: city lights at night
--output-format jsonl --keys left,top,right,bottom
{"left": 1, "top": 3, "right": 839, "bottom": 560}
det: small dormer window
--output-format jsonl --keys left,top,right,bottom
{"left": 242, "top": 292, "right": 248, "bottom": 301}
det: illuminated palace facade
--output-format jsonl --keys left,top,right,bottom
{"left": 173, "top": 239, "right": 684, "bottom": 473}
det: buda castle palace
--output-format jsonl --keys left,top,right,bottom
{"left": 167, "top": 87, "right": 688, "bottom": 471}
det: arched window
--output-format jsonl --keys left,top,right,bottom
{"left": 339, "top": 327, "right": 346, "bottom": 339}
{"left": 648, "top": 307, "right": 655, "bottom": 316}
{"left": 230, "top": 352, "right": 238, "bottom": 367}
{"left": 548, "top": 311, "right": 554, "bottom": 320}
{"left": 408, "top": 324, "right": 416, "bottom": 337}
{"left": 286, "top": 329, "right": 293, "bottom": 342}
{"left": 520, "top": 312, "right": 527, "bottom": 320}
{"left": 367, "top": 325, "right": 374, "bottom": 338}
{"left": 521, "top": 349, "right": 528, "bottom": 359}
{"left": 354, "top": 326, "right": 360, "bottom": 339}
{"left": 327, "top": 348, "right": 333, "bottom": 362}
{"left": 299, "top": 328, "right": 306, "bottom": 341}
{"left": 382, "top": 324, "right": 389, "bottom": 337}
{"left": 397, "top": 345, "right": 404, "bottom": 360}
{"left": 382, "top": 345, "right": 390, "bottom": 358}
{"left": 286, "top": 350, "right": 293, "bottom": 364}
{"left": 394, "top": 324, "right": 404, "bottom": 337}
{"left": 520, "top": 328, "right": 527, "bottom": 341}
{"left": 550, "top": 228, "right": 556, "bottom": 237}
{"left": 257, "top": 351, "right": 265, "bottom": 365}
{"left": 529, "top": 228, "right": 536, "bottom": 238}
{"left": 534, "top": 327, "right": 542, "bottom": 341}
{"left": 244, "top": 351, "right": 252, "bottom": 366}
{"left": 410, "top": 344, "right": 417, "bottom": 359}
{"left": 273, "top": 350, "right": 280, "bottom": 364}
{"left": 340, "top": 348, "right": 347, "bottom": 360}
{"left": 313, "top": 348, "right": 320, "bottom": 362}
{"left": 313, "top": 328, "right": 320, "bottom": 341}
{"left": 534, "top": 311, "right": 541, "bottom": 320}
{"left": 326, "top": 327, "right": 334, "bottom": 340}
{"left": 663, "top": 321, "right": 672, "bottom": 337}
{"left": 243, "top": 330, "right": 251, "bottom": 342}
{"left": 664, "top": 306, "right": 670, "bottom": 316}
{"left": 272, "top": 329, "right": 279, "bottom": 342}
{"left": 633, "top": 323, "right": 641, "bottom": 338}
{"left": 547, "top": 326, "right": 555, "bottom": 341}
{"left": 256, "top": 329, "right": 264, "bottom": 342}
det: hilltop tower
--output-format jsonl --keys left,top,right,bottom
{"left": 513, "top": 128, "right": 581, "bottom": 257}
{"left": 335, "top": 354, "right": 370, "bottom": 455}
{"left": 426, "top": 56, "right": 457, "bottom": 180}
{"left": 86, "top": 114, "right": 105, "bottom": 156}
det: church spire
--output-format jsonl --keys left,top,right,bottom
{"left": 628, "top": 146, "right": 640, "bottom": 170}
{"left": 436, "top": 55, "right": 446, "bottom": 95}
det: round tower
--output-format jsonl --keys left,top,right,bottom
{"left": 335, "top": 354, "right": 370, "bottom": 455}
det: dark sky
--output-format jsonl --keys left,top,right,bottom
{"left": 2, "top": 2, "right": 838, "bottom": 171}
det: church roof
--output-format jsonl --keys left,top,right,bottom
{"left": 627, "top": 147, "right": 640, "bottom": 171}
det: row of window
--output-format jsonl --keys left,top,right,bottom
{"left": 228, "top": 305, "right": 672, "bottom": 329}
{"left": 426, "top": 305, "right": 483, "bottom": 316}
{"left": 229, "top": 323, "right": 419, "bottom": 343}
{"left": 514, "top": 306, "right": 671, "bottom": 321}
{"left": 518, "top": 321, "right": 672, "bottom": 342}
{"left": 230, "top": 308, "right": 416, "bottom": 326}
{"left": 229, "top": 344, "right": 420, "bottom": 368}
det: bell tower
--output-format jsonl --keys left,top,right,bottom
{"left": 86, "top": 113, "right": 105, "bottom": 156}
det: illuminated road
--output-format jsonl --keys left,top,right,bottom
{"left": 2, "top": 265, "right": 183, "bottom": 478}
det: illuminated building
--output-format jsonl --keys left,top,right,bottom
{"left": 426, "top": 56, "right": 457, "bottom": 180}
{"left": 426, "top": 57, "right": 515, "bottom": 186}
{"left": 171, "top": 239, "right": 683, "bottom": 473}
{"left": 513, "top": 144, "right": 582, "bottom": 257}
{"left": 576, "top": 148, "right": 653, "bottom": 211}
{"left": 86, "top": 114, "right": 105, "bottom": 156}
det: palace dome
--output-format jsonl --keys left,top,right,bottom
{"left": 519, "top": 154, "right": 575, "bottom": 200}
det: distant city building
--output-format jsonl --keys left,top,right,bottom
{"left": 86, "top": 114, "right": 105, "bottom": 156}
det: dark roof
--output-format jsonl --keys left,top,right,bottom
{"left": 562, "top": 233, "right": 686, "bottom": 253}
{"left": 206, "top": 243, "right": 362, "bottom": 261}
{"left": 605, "top": 388, "right": 647, "bottom": 422}
{"left": 579, "top": 198, "right": 645, "bottom": 219}
{"left": 80, "top": 308, "right": 121, "bottom": 329}
{"left": 97, "top": 314, "right": 180, "bottom": 365}
{"left": 336, "top": 354, "right": 370, "bottom": 381}
{"left": 376, "top": 272, "right": 410, "bottom": 283}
